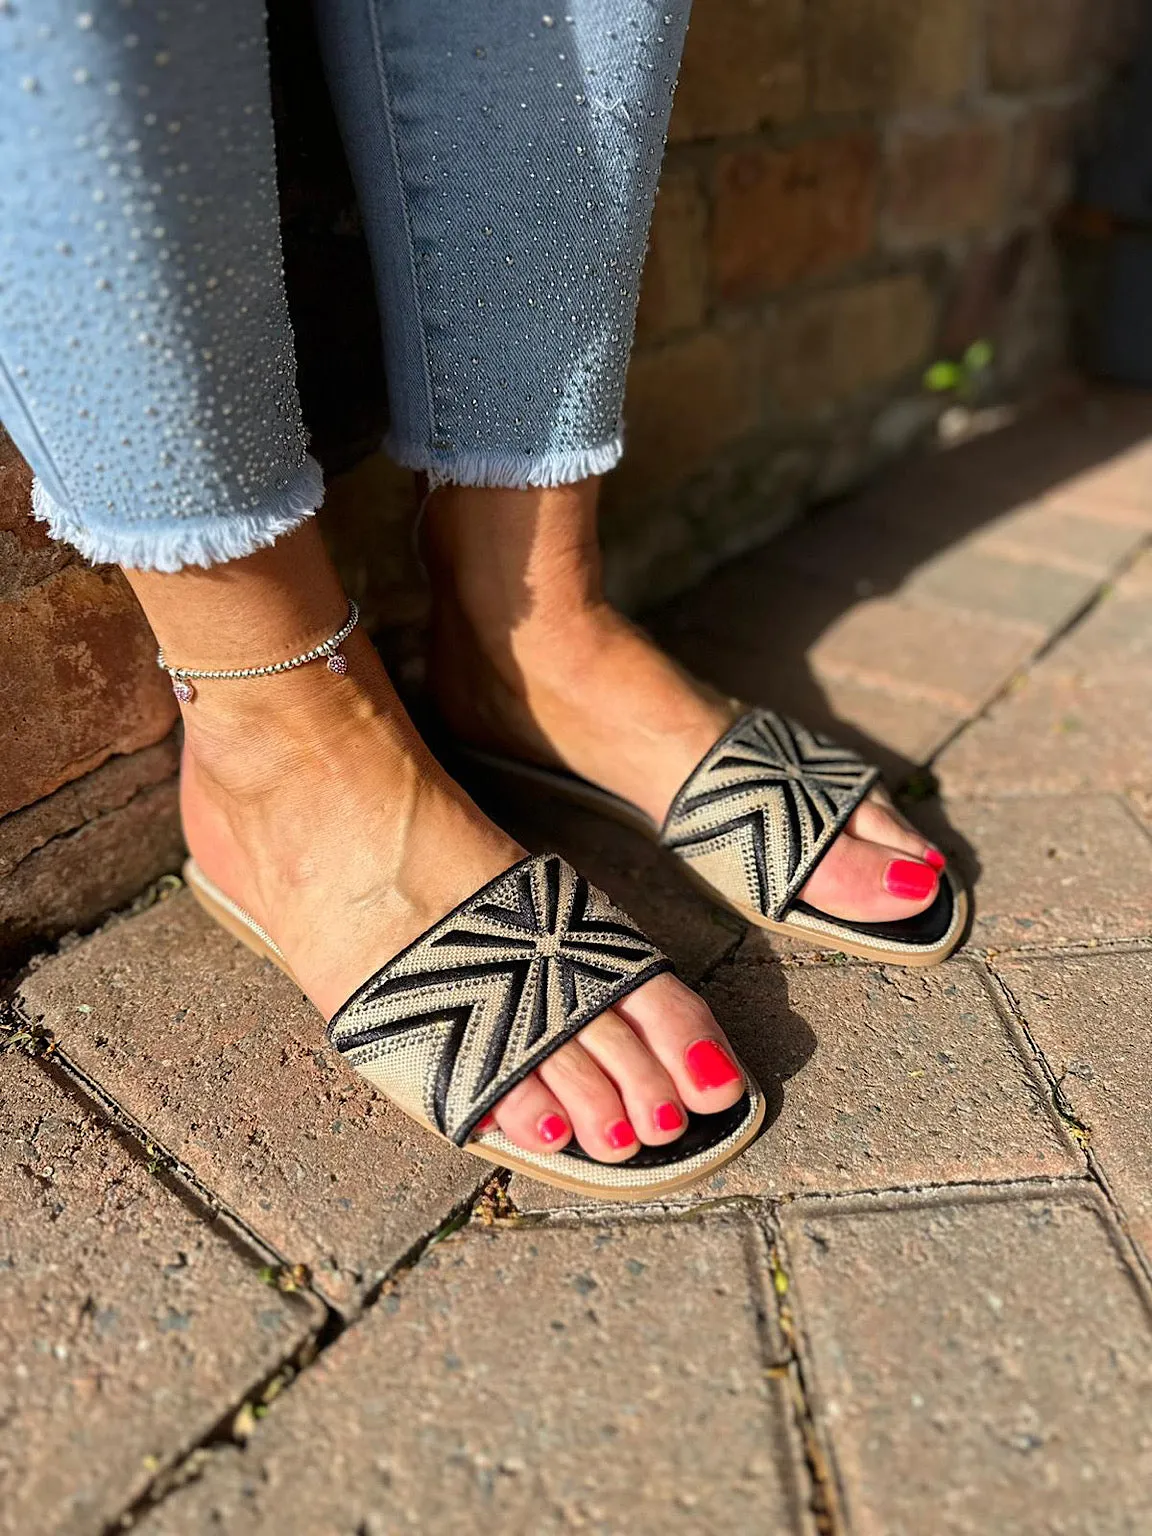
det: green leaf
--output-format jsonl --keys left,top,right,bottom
{"left": 962, "top": 338, "right": 994, "bottom": 372}
{"left": 923, "top": 360, "right": 961, "bottom": 392}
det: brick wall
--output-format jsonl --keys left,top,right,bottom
{"left": 0, "top": 0, "right": 1142, "bottom": 959}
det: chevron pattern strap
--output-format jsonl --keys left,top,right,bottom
{"left": 327, "top": 854, "right": 672, "bottom": 1147}
{"left": 660, "top": 710, "right": 879, "bottom": 921}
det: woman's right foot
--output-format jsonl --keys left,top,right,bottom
{"left": 177, "top": 627, "right": 747, "bottom": 1164}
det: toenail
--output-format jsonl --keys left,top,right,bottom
{"left": 924, "top": 847, "right": 947, "bottom": 872}
{"left": 684, "top": 1039, "right": 742, "bottom": 1092}
{"left": 654, "top": 1101, "right": 684, "bottom": 1133}
{"left": 606, "top": 1118, "right": 637, "bottom": 1150}
{"left": 538, "top": 1113, "right": 568, "bottom": 1144}
{"left": 883, "top": 858, "right": 937, "bottom": 900}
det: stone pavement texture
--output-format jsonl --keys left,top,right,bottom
{"left": 2, "top": 387, "right": 1151, "bottom": 1534}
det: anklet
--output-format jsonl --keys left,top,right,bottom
{"left": 156, "top": 600, "right": 359, "bottom": 704}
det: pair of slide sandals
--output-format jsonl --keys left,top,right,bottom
{"left": 186, "top": 708, "right": 965, "bottom": 1202}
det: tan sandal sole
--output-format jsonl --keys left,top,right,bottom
{"left": 183, "top": 859, "right": 766, "bottom": 1202}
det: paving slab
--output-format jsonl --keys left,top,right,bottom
{"left": 0, "top": 1050, "right": 321, "bottom": 1536}
{"left": 969, "top": 503, "right": 1145, "bottom": 578}
{"left": 997, "top": 953, "right": 1152, "bottom": 1264}
{"left": 772, "top": 509, "right": 1099, "bottom": 635}
{"left": 920, "top": 793, "right": 1152, "bottom": 948}
{"left": 937, "top": 668, "right": 1152, "bottom": 798}
{"left": 16, "top": 891, "right": 485, "bottom": 1312}
{"left": 1128, "top": 788, "right": 1152, "bottom": 833}
{"left": 647, "top": 625, "right": 965, "bottom": 785}
{"left": 782, "top": 1184, "right": 1152, "bottom": 1535}
{"left": 510, "top": 959, "right": 1079, "bottom": 1212}
{"left": 897, "top": 543, "right": 1098, "bottom": 632}
{"left": 137, "top": 1217, "right": 813, "bottom": 1536}
{"left": 938, "top": 556, "right": 1152, "bottom": 797}
{"left": 805, "top": 594, "right": 1039, "bottom": 713}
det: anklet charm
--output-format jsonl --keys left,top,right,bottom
{"left": 157, "top": 601, "right": 359, "bottom": 703}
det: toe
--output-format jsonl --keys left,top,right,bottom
{"left": 576, "top": 1008, "right": 687, "bottom": 1145}
{"left": 610, "top": 972, "right": 746, "bottom": 1117}
{"left": 801, "top": 824, "right": 939, "bottom": 922}
{"left": 536, "top": 1038, "right": 641, "bottom": 1161}
{"left": 488, "top": 1072, "right": 572, "bottom": 1154}
{"left": 850, "top": 787, "right": 944, "bottom": 868}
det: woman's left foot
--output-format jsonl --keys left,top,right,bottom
{"left": 423, "top": 486, "right": 943, "bottom": 928}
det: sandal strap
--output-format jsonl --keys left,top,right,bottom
{"left": 327, "top": 853, "right": 672, "bottom": 1147}
{"left": 659, "top": 709, "right": 879, "bottom": 921}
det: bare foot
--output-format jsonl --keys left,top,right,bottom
{"left": 423, "top": 484, "right": 943, "bottom": 926}
{"left": 176, "top": 627, "right": 747, "bottom": 1163}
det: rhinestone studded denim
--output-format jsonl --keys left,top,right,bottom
{"left": 0, "top": 1, "right": 691, "bottom": 571}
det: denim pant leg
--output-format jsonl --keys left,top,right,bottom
{"left": 315, "top": 0, "right": 691, "bottom": 489}
{"left": 0, "top": 1, "right": 321, "bottom": 571}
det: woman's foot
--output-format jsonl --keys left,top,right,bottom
{"left": 149, "top": 537, "right": 746, "bottom": 1168}
{"left": 423, "top": 482, "right": 944, "bottom": 926}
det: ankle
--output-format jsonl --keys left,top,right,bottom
{"left": 178, "top": 633, "right": 416, "bottom": 805}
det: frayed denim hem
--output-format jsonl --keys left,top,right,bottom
{"left": 385, "top": 433, "right": 623, "bottom": 491}
{"left": 30, "top": 455, "right": 325, "bottom": 572}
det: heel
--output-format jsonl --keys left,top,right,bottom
{"left": 182, "top": 859, "right": 300, "bottom": 986}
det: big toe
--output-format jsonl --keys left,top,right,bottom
{"left": 800, "top": 826, "right": 940, "bottom": 923}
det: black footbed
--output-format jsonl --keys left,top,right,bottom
{"left": 556, "top": 1091, "right": 753, "bottom": 1168}
{"left": 789, "top": 878, "right": 955, "bottom": 948}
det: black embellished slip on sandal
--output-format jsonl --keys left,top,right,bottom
{"left": 449, "top": 709, "right": 968, "bottom": 969}
{"left": 183, "top": 851, "right": 765, "bottom": 1201}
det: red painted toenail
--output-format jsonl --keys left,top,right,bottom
{"left": 924, "top": 848, "right": 947, "bottom": 872}
{"left": 685, "top": 1039, "right": 742, "bottom": 1091}
{"left": 654, "top": 1101, "right": 684, "bottom": 1133}
{"left": 884, "top": 858, "right": 937, "bottom": 900}
{"left": 606, "top": 1118, "right": 637, "bottom": 1149}
{"left": 474, "top": 1113, "right": 497, "bottom": 1134}
{"left": 539, "top": 1113, "right": 568, "bottom": 1144}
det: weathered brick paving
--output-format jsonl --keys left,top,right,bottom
{"left": 3, "top": 389, "right": 1151, "bottom": 1532}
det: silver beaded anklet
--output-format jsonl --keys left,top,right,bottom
{"left": 157, "top": 600, "right": 359, "bottom": 704}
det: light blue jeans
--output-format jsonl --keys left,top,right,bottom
{"left": 0, "top": 1, "right": 690, "bottom": 571}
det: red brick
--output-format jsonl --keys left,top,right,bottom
{"left": 670, "top": 0, "right": 806, "bottom": 141}
{"left": 784, "top": 1185, "right": 1152, "bottom": 1534}
{"left": 0, "top": 1051, "right": 321, "bottom": 1536}
{"left": 973, "top": 503, "right": 1146, "bottom": 577}
{"left": 0, "top": 782, "right": 182, "bottom": 958}
{"left": 713, "top": 133, "right": 879, "bottom": 303}
{"left": 0, "top": 563, "right": 178, "bottom": 819}
{"left": 17, "top": 892, "right": 487, "bottom": 1312}
{"left": 0, "top": 739, "right": 183, "bottom": 958}
{"left": 0, "top": 435, "right": 74, "bottom": 601}
{"left": 764, "top": 273, "right": 937, "bottom": 417}
{"left": 137, "top": 1221, "right": 811, "bottom": 1534}
{"left": 986, "top": 0, "right": 1096, "bottom": 91}
{"left": 812, "top": 0, "right": 976, "bottom": 113}
{"left": 936, "top": 671, "right": 1152, "bottom": 797}
{"left": 809, "top": 592, "right": 1037, "bottom": 711}
{"left": 0, "top": 737, "right": 178, "bottom": 879}
{"left": 636, "top": 166, "right": 709, "bottom": 343}
{"left": 937, "top": 231, "right": 1032, "bottom": 357}
{"left": 620, "top": 327, "right": 761, "bottom": 494}
{"left": 926, "top": 793, "right": 1152, "bottom": 948}
{"left": 1000, "top": 955, "right": 1152, "bottom": 1261}
{"left": 1011, "top": 104, "right": 1082, "bottom": 215}
{"left": 886, "top": 119, "right": 1011, "bottom": 245}
{"left": 1042, "top": 446, "right": 1152, "bottom": 528}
